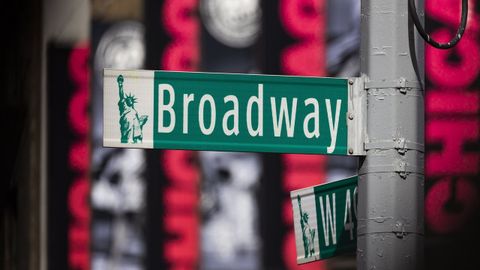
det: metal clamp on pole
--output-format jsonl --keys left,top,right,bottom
{"left": 364, "top": 78, "right": 421, "bottom": 91}
{"left": 365, "top": 138, "right": 425, "bottom": 154}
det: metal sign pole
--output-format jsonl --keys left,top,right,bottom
{"left": 358, "top": 0, "right": 424, "bottom": 269}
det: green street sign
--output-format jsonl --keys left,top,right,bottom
{"left": 291, "top": 176, "right": 358, "bottom": 263}
{"left": 103, "top": 69, "right": 365, "bottom": 155}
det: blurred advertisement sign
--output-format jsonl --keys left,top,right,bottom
{"left": 200, "top": 0, "right": 261, "bottom": 48}
{"left": 424, "top": 0, "right": 480, "bottom": 269}
{"left": 47, "top": 44, "right": 91, "bottom": 270}
{"left": 198, "top": 1, "right": 262, "bottom": 269}
{"left": 144, "top": 1, "right": 201, "bottom": 269}
{"left": 200, "top": 0, "right": 259, "bottom": 72}
{"left": 91, "top": 19, "right": 147, "bottom": 270}
{"left": 199, "top": 152, "right": 262, "bottom": 270}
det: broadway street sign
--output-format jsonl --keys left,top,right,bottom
{"left": 291, "top": 176, "right": 358, "bottom": 264}
{"left": 103, "top": 69, "right": 365, "bottom": 155}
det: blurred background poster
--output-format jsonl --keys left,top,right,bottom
{"left": 39, "top": 1, "right": 480, "bottom": 270}
{"left": 423, "top": 0, "right": 480, "bottom": 268}
{"left": 47, "top": 43, "right": 91, "bottom": 270}
{"left": 90, "top": 1, "right": 147, "bottom": 269}
{"left": 198, "top": 1, "right": 262, "bottom": 269}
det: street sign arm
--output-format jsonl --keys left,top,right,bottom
{"left": 347, "top": 77, "right": 366, "bottom": 156}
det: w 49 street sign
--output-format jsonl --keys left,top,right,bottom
{"left": 291, "top": 176, "right": 358, "bottom": 264}
{"left": 103, "top": 69, "right": 365, "bottom": 155}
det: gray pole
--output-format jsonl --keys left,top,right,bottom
{"left": 358, "top": 0, "right": 424, "bottom": 269}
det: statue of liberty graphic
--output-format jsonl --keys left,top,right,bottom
{"left": 297, "top": 195, "right": 316, "bottom": 258}
{"left": 117, "top": 75, "right": 148, "bottom": 143}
